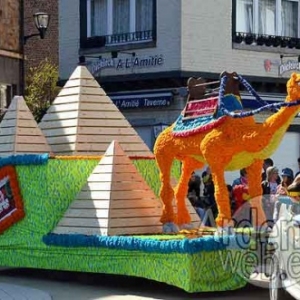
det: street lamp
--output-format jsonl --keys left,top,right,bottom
{"left": 20, "top": 10, "right": 50, "bottom": 95}
{"left": 24, "top": 12, "right": 50, "bottom": 44}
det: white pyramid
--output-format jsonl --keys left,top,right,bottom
{"left": 0, "top": 96, "right": 52, "bottom": 156}
{"left": 39, "top": 66, "right": 153, "bottom": 157}
{"left": 53, "top": 140, "right": 163, "bottom": 236}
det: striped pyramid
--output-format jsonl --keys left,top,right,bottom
{"left": 0, "top": 96, "right": 52, "bottom": 156}
{"left": 39, "top": 66, "right": 153, "bottom": 156}
{"left": 53, "top": 140, "right": 162, "bottom": 236}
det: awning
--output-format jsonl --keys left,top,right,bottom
{"left": 109, "top": 92, "right": 173, "bottom": 109}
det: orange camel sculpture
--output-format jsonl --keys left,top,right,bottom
{"left": 154, "top": 72, "right": 300, "bottom": 233}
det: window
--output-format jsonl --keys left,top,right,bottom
{"left": 87, "top": 0, "right": 154, "bottom": 45}
{"left": 0, "top": 84, "right": 13, "bottom": 113}
{"left": 235, "top": 0, "right": 299, "bottom": 38}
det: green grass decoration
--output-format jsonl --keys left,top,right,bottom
{"left": 0, "top": 245, "right": 249, "bottom": 292}
{"left": 0, "top": 158, "right": 250, "bottom": 292}
{"left": 133, "top": 159, "right": 181, "bottom": 197}
{"left": 0, "top": 160, "right": 98, "bottom": 245}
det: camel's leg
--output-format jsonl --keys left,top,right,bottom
{"left": 155, "top": 152, "right": 176, "bottom": 224}
{"left": 246, "top": 160, "right": 267, "bottom": 228}
{"left": 211, "top": 168, "right": 232, "bottom": 227}
{"left": 175, "top": 157, "right": 204, "bottom": 226}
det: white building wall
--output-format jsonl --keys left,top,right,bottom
{"left": 59, "top": 0, "right": 182, "bottom": 79}
{"left": 91, "top": 0, "right": 182, "bottom": 77}
{"left": 59, "top": 0, "right": 81, "bottom": 80}
{"left": 59, "top": 0, "right": 300, "bottom": 80}
{"left": 57, "top": 0, "right": 300, "bottom": 170}
{"left": 181, "top": 0, "right": 298, "bottom": 79}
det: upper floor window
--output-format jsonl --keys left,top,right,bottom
{"left": 234, "top": 0, "right": 300, "bottom": 48}
{"left": 232, "top": 0, "right": 300, "bottom": 51}
{"left": 86, "top": 0, "right": 155, "bottom": 47}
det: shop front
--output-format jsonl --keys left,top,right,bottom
{"left": 109, "top": 90, "right": 182, "bottom": 151}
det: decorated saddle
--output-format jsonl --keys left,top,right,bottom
{"left": 172, "top": 73, "right": 242, "bottom": 137}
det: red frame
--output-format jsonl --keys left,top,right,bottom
{"left": 0, "top": 165, "right": 24, "bottom": 234}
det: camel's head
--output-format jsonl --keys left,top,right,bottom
{"left": 287, "top": 72, "right": 300, "bottom": 101}
{"left": 220, "top": 71, "right": 241, "bottom": 98}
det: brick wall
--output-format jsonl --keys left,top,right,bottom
{"left": 0, "top": 0, "right": 20, "bottom": 52}
{"left": 24, "top": 0, "right": 58, "bottom": 73}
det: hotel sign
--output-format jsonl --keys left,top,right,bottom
{"left": 278, "top": 60, "right": 300, "bottom": 76}
{"left": 88, "top": 54, "right": 164, "bottom": 76}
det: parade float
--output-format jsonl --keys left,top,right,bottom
{"left": 0, "top": 65, "right": 299, "bottom": 293}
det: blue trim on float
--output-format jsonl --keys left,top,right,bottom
{"left": 0, "top": 154, "right": 49, "bottom": 167}
{"left": 42, "top": 233, "right": 251, "bottom": 254}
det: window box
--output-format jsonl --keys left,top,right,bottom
{"left": 232, "top": 32, "right": 300, "bottom": 49}
{"left": 233, "top": 0, "right": 300, "bottom": 50}
{"left": 81, "top": 35, "right": 106, "bottom": 49}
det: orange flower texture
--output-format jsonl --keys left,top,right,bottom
{"left": 154, "top": 72, "right": 300, "bottom": 231}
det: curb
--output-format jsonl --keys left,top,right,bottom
{"left": 0, "top": 282, "right": 52, "bottom": 300}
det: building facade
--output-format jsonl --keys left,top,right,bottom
{"left": 59, "top": 0, "right": 300, "bottom": 180}
{"left": 0, "top": 0, "right": 58, "bottom": 112}
{"left": 0, "top": 0, "right": 21, "bottom": 111}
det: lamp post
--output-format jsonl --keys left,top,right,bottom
{"left": 20, "top": 2, "right": 50, "bottom": 95}
{"left": 24, "top": 12, "right": 50, "bottom": 44}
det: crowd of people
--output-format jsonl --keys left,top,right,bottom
{"left": 187, "top": 157, "right": 300, "bottom": 227}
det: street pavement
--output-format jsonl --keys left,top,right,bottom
{"left": 0, "top": 281, "right": 51, "bottom": 300}
{"left": 0, "top": 268, "right": 270, "bottom": 300}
